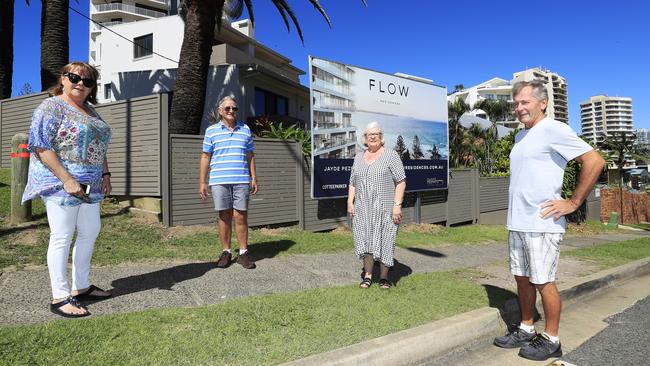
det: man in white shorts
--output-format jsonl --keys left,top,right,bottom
{"left": 199, "top": 96, "right": 259, "bottom": 269}
{"left": 493, "top": 80, "right": 605, "bottom": 361}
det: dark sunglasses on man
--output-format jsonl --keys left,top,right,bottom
{"left": 223, "top": 106, "right": 238, "bottom": 112}
{"left": 63, "top": 72, "right": 96, "bottom": 88}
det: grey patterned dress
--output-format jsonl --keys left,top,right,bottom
{"left": 349, "top": 149, "right": 406, "bottom": 267}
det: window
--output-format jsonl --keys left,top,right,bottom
{"left": 104, "top": 83, "right": 112, "bottom": 100}
{"left": 133, "top": 34, "right": 153, "bottom": 59}
{"left": 255, "top": 88, "right": 289, "bottom": 116}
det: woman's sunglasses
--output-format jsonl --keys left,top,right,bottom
{"left": 63, "top": 72, "right": 96, "bottom": 88}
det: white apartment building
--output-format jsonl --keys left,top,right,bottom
{"left": 580, "top": 95, "right": 633, "bottom": 145}
{"left": 91, "top": 14, "right": 310, "bottom": 131}
{"left": 89, "top": 0, "right": 179, "bottom": 68}
{"left": 448, "top": 67, "right": 569, "bottom": 129}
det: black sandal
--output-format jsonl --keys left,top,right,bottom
{"left": 75, "top": 285, "right": 112, "bottom": 301}
{"left": 378, "top": 279, "right": 392, "bottom": 289}
{"left": 50, "top": 296, "right": 90, "bottom": 318}
{"left": 359, "top": 277, "right": 372, "bottom": 289}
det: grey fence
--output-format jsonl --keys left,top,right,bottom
{"left": 0, "top": 92, "right": 164, "bottom": 196}
{"left": 2, "top": 91, "right": 517, "bottom": 230}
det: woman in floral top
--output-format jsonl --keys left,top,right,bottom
{"left": 22, "top": 62, "right": 112, "bottom": 318}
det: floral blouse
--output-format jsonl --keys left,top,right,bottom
{"left": 21, "top": 96, "right": 112, "bottom": 206}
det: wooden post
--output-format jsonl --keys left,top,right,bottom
{"left": 10, "top": 133, "right": 31, "bottom": 224}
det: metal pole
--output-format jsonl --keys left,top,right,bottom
{"left": 10, "top": 133, "right": 31, "bottom": 224}
{"left": 415, "top": 192, "right": 421, "bottom": 224}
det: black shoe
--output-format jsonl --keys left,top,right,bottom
{"left": 216, "top": 251, "right": 232, "bottom": 268}
{"left": 236, "top": 251, "right": 256, "bottom": 269}
{"left": 493, "top": 328, "right": 536, "bottom": 349}
{"left": 518, "top": 333, "right": 562, "bottom": 361}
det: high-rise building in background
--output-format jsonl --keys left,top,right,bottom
{"left": 580, "top": 95, "right": 633, "bottom": 145}
{"left": 448, "top": 67, "right": 568, "bottom": 129}
{"left": 635, "top": 128, "right": 650, "bottom": 149}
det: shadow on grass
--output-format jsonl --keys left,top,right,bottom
{"left": 361, "top": 259, "right": 413, "bottom": 286}
{"left": 0, "top": 208, "right": 132, "bottom": 238}
{"left": 482, "top": 284, "right": 541, "bottom": 328}
{"left": 405, "top": 247, "right": 446, "bottom": 258}
{"left": 109, "top": 262, "right": 216, "bottom": 300}
{"left": 247, "top": 240, "right": 296, "bottom": 261}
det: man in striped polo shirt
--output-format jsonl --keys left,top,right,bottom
{"left": 199, "top": 96, "right": 258, "bottom": 269}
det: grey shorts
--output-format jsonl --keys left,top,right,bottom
{"left": 211, "top": 184, "right": 250, "bottom": 211}
{"left": 508, "top": 231, "right": 563, "bottom": 284}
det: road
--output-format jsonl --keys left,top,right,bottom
{"left": 423, "top": 274, "right": 650, "bottom": 366}
{"left": 560, "top": 294, "right": 650, "bottom": 366}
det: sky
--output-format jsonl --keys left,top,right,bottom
{"left": 11, "top": 0, "right": 650, "bottom": 132}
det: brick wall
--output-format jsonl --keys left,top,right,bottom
{"left": 600, "top": 188, "right": 650, "bottom": 224}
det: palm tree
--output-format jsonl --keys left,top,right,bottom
{"left": 598, "top": 131, "right": 645, "bottom": 223}
{"left": 0, "top": 0, "right": 14, "bottom": 99}
{"left": 447, "top": 98, "right": 470, "bottom": 168}
{"left": 466, "top": 123, "right": 488, "bottom": 175}
{"left": 40, "top": 0, "right": 69, "bottom": 91}
{"left": 169, "top": 0, "right": 367, "bottom": 134}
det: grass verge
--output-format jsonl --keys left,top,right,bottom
{"left": 0, "top": 271, "right": 487, "bottom": 365}
{"left": 563, "top": 237, "right": 650, "bottom": 268}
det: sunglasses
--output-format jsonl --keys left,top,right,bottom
{"left": 223, "top": 106, "right": 238, "bottom": 112}
{"left": 63, "top": 72, "right": 96, "bottom": 88}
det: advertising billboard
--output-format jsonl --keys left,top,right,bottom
{"left": 310, "top": 56, "right": 448, "bottom": 199}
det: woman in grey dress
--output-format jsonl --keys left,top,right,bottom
{"left": 347, "top": 122, "right": 406, "bottom": 289}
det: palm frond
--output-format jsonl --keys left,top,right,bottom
{"left": 306, "top": 0, "right": 332, "bottom": 28}
{"left": 274, "top": 0, "right": 306, "bottom": 43}
{"left": 270, "top": 1, "right": 292, "bottom": 34}
{"left": 224, "top": 0, "right": 244, "bottom": 19}
{"left": 243, "top": 0, "right": 255, "bottom": 25}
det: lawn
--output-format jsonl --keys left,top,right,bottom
{"left": 0, "top": 270, "right": 487, "bottom": 365}
{"left": 564, "top": 237, "right": 650, "bottom": 268}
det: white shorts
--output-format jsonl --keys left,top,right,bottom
{"left": 508, "top": 231, "right": 563, "bottom": 285}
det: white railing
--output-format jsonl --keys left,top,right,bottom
{"left": 92, "top": 21, "right": 123, "bottom": 32}
{"left": 95, "top": 3, "right": 166, "bottom": 18}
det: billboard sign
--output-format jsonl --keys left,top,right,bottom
{"left": 309, "top": 56, "right": 448, "bottom": 198}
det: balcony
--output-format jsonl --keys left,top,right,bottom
{"left": 91, "top": 21, "right": 123, "bottom": 36}
{"left": 94, "top": 3, "right": 166, "bottom": 20}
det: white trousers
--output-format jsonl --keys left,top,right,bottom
{"left": 45, "top": 201, "right": 101, "bottom": 299}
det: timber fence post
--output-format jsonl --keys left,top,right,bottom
{"left": 10, "top": 133, "right": 31, "bottom": 224}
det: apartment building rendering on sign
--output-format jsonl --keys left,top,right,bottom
{"left": 311, "top": 58, "right": 358, "bottom": 159}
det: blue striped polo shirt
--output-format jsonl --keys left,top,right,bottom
{"left": 202, "top": 121, "right": 254, "bottom": 185}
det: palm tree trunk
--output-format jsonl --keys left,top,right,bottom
{"left": 0, "top": 0, "right": 14, "bottom": 99}
{"left": 169, "top": 0, "right": 219, "bottom": 135}
{"left": 40, "top": 0, "right": 69, "bottom": 91}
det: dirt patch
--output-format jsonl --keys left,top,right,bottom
{"left": 401, "top": 223, "right": 444, "bottom": 234}
{"left": 14, "top": 228, "right": 43, "bottom": 246}
{"left": 466, "top": 257, "right": 602, "bottom": 292}
{"left": 165, "top": 224, "right": 214, "bottom": 239}
{"left": 258, "top": 227, "right": 296, "bottom": 236}
{"left": 331, "top": 225, "right": 352, "bottom": 235}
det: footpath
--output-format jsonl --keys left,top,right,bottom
{"left": 1, "top": 231, "right": 649, "bottom": 364}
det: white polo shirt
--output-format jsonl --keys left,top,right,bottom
{"left": 507, "top": 118, "right": 593, "bottom": 233}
